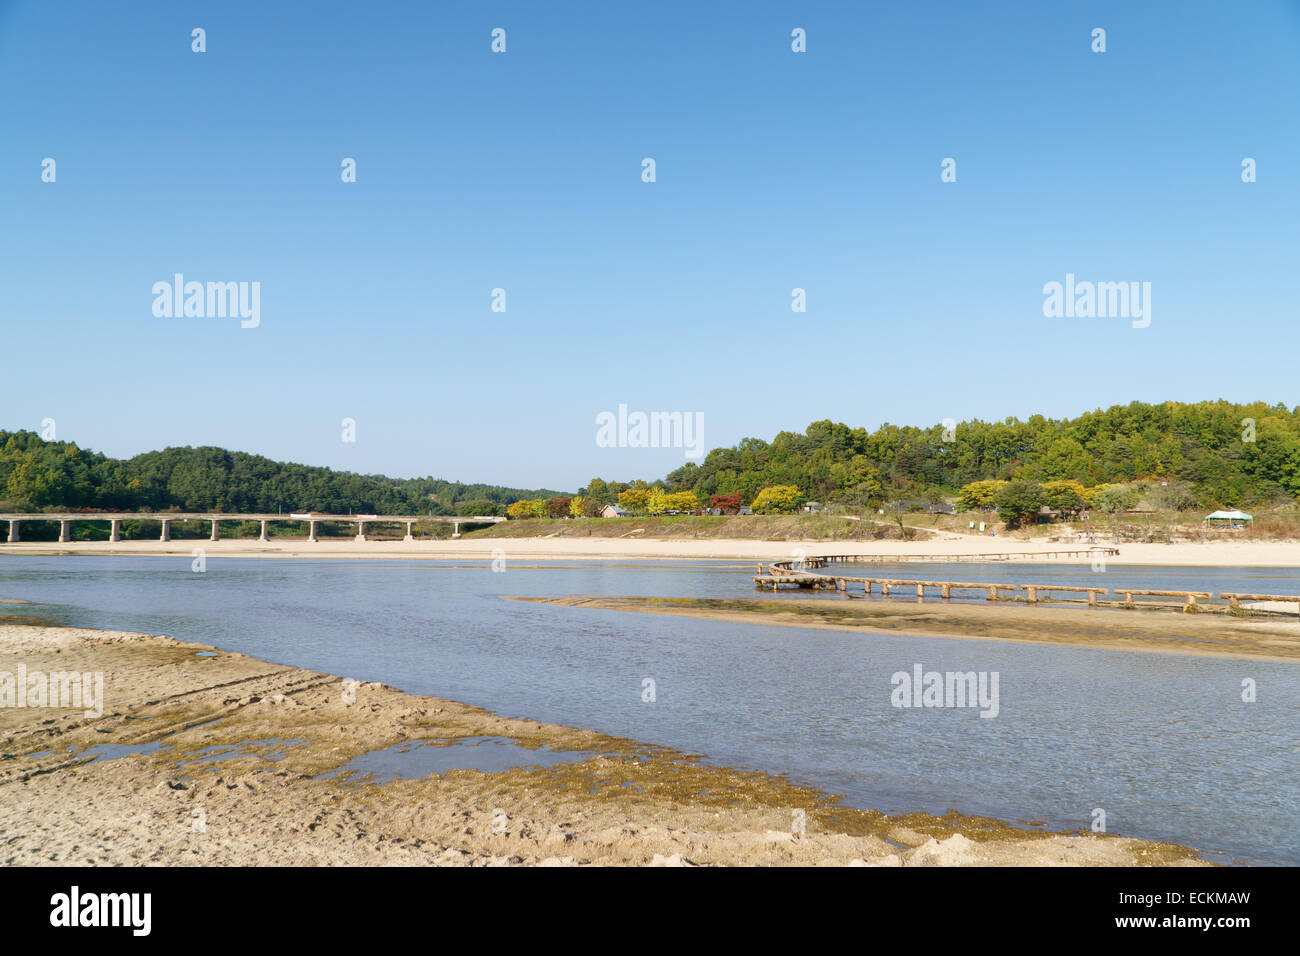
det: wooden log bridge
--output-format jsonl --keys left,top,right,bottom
{"left": 751, "top": 557, "right": 1300, "bottom": 616}
{"left": 1218, "top": 592, "right": 1300, "bottom": 615}
{"left": 752, "top": 572, "right": 1111, "bottom": 606}
{"left": 1115, "top": 589, "right": 1212, "bottom": 609}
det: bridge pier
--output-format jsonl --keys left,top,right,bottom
{"left": 452, "top": 520, "right": 461, "bottom": 539}
{"left": 404, "top": 521, "right": 415, "bottom": 543}
{"left": 210, "top": 520, "right": 220, "bottom": 542}
{"left": 1025, "top": 586, "right": 1038, "bottom": 603}
{"left": 940, "top": 584, "right": 951, "bottom": 600}
{"left": 160, "top": 519, "right": 171, "bottom": 542}
{"left": 916, "top": 583, "right": 925, "bottom": 601}
{"left": 59, "top": 520, "right": 71, "bottom": 542}
{"left": 260, "top": 519, "right": 269, "bottom": 542}
{"left": 355, "top": 521, "right": 367, "bottom": 543}
{"left": 7, "top": 520, "right": 19, "bottom": 543}
{"left": 109, "top": 519, "right": 121, "bottom": 542}
{"left": 308, "top": 520, "right": 318, "bottom": 542}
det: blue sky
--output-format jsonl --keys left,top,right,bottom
{"left": 2, "top": 0, "right": 1298, "bottom": 490}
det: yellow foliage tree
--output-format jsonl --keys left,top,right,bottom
{"left": 750, "top": 485, "right": 801, "bottom": 514}
{"left": 618, "top": 488, "right": 649, "bottom": 515}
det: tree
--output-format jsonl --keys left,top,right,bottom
{"left": 1092, "top": 483, "right": 1138, "bottom": 513}
{"left": 545, "top": 496, "right": 571, "bottom": 518}
{"left": 507, "top": 499, "right": 538, "bottom": 519}
{"left": 751, "top": 485, "right": 801, "bottom": 514}
{"left": 1041, "top": 480, "right": 1087, "bottom": 518}
{"left": 957, "top": 480, "right": 1005, "bottom": 511}
{"left": 645, "top": 487, "right": 669, "bottom": 515}
{"left": 665, "top": 490, "right": 698, "bottom": 512}
{"left": 569, "top": 496, "right": 586, "bottom": 517}
{"left": 994, "top": 480, "right": 1045, "bottom": 529}
{"left": 710, "top": 493, "right": 742, "bottom": 514}
{"left": 581, "top": 478, "right": 611, "bottom": 503}
{"left": 618, "top": 488, "right": 649, "bottom": 514}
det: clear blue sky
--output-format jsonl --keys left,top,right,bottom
{"left": 2, "top": 0, "right": 1298, "bottom": 490}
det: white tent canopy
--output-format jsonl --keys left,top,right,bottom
{"left": 1205, "top": 509, "right": 1252, "bottom": 521}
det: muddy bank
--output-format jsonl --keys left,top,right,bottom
{"left": 510, "top": 595, "right": 1300, "bottom": 663}
{"left": 0, "top": 624, "right": 1207, "bottom": 866}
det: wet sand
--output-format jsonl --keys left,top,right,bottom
{"left": 513, "top": 595, "right": 1300, "bottom": 663}
{"left": 0, "top": 624, "right": 1206, "bottom": 866}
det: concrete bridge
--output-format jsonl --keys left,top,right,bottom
{"left": 0, "top": 512, "right": 505, "bottom": 544}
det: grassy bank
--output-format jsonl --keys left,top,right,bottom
{"left": 464, "top": 514, "right": 934, "bottom": 542}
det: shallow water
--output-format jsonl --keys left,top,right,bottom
{"left": 318, "top": 736, "right": 597, "bottom": 782}
{"left": 1, "top": 555, "right": 1296, "bottom": 865}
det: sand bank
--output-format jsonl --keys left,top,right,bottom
{"left": 0, "top": 624, "right": 1205, "bottom": 866}
{"left": 514, "top": 595, "right": 1300, "bottom": 663}
{"left": 2, "top": 534, "right": 1299, "bottom": 566}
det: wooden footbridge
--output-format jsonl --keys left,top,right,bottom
{"left": 751, "top": 550, "right": 1300, "bottom": 614}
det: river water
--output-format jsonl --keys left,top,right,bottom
{"left": 1, "top": 555, "right": 1295, "bottom": 865}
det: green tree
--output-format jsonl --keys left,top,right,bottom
{"left": 994, "top": 480, "right": 1045, "bottom": 529}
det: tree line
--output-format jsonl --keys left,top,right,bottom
{"left": 573, "top": 400, "right": 1300, "bottom": 514}
{"left": 0, "top": 431, "right": 562, "bottom": 515}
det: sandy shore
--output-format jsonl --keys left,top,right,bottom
{"left": 515, "top": 595, "right": 1300, "bottom": 663}
{"left": 0, "top": 624, "right": 1207, "bottom": 867}
{"left": 2, "top": 534, "right": 1299, "bottom": 566}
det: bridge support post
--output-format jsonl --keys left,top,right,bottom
{"left": 404, "top": 521, "right": 415, "bottom": 543}
{"left": 881, "top": 582, "right": 890, "bottom": 596}
{"left": 260, "top": 520, "right": 269, "bottom": 542}
{"left": 1088, "top": 589, "right": 1100, "bottom": 607}
{"left": 986, "top": 586, "right": 997, "bottom": 601}
{"left": 59, "top": 520, "right": 71, "bottom": 542}
{"left": 109, "top": 519, "right": 121, "bottom": 542}
{"left": 1025, "top": 586, "right": 1038, "bottom": 603}
{"left": 940, "top": 584, "right": 951, "bottom": 600}
{"left": 916, "top": 583, "right": 925, "bottom": 601}
{"left": 159, "top": 519, "right": 171, "bottom": 541}
{"left": 210, "top": 520, "right": 220, "bottom": 542}
{"left": 355, "top": 521, "right": 367, "bottom": 543}
{"left": 7, "top": 519, "right": 19, "bottom": 543}
{"left": 452, "top": 521, "right": 461, "bottom": 539}
{"left": 308, "top": 520, "right": 318, "bottom": 542}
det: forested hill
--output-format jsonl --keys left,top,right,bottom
{"left": 7, "top": 400, "right": 1298, "bottom": 518}
{"left": 646, "top": 400, "right": 1300, "bottom": 510}
{"left": 0, "top": 433, "right": 564, "bottom": 516}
